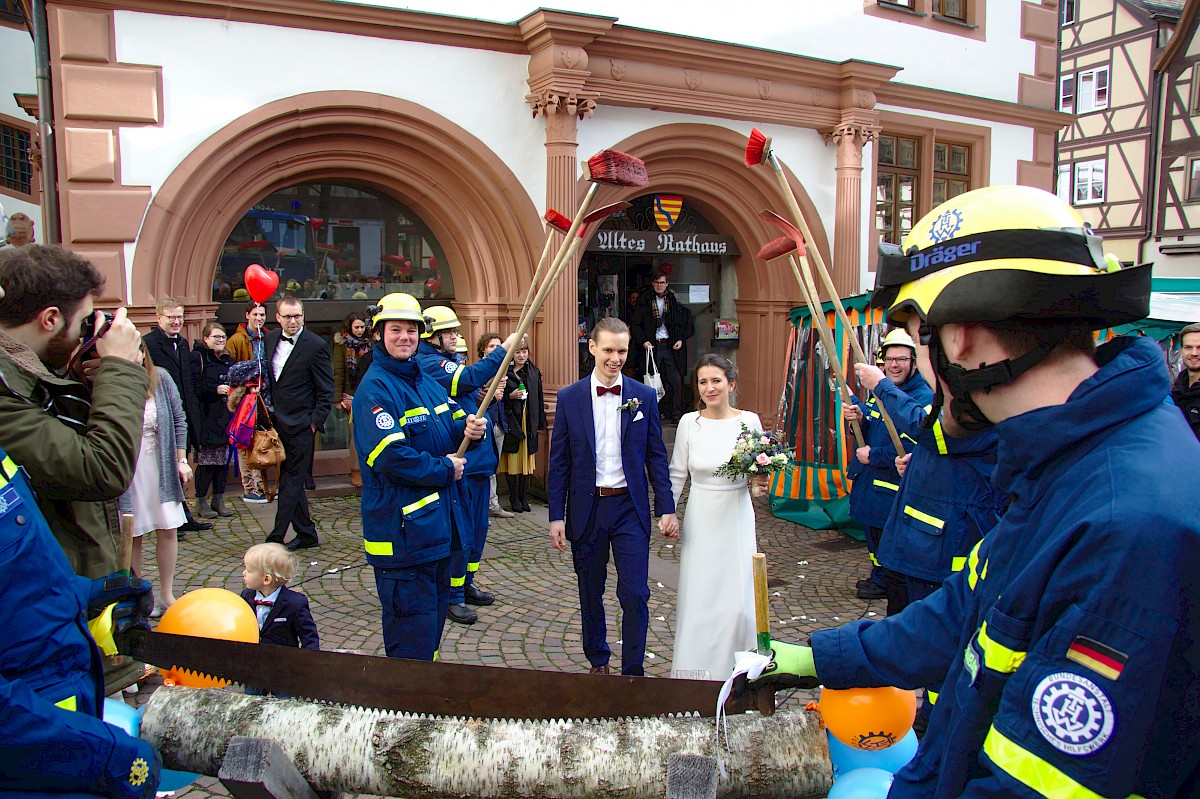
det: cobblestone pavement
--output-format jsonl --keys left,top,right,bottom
{"left": 129, "top": 455, "right": 881, "bottom": 798}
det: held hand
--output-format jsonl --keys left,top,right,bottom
{"left": 856, "top": 445, "right": 871, "bottom": 465}
{"left": 842, "top": 403, "right": 863, "bottom": 423}
{"left": 501, "top": 332, "right": 522, "bottom": 352}
{"left": 672, "top": 340, "right": 682, "bottom": 351}
{"left": 895, "top": 452, "right": 911, "bottom": 478}
{"left": 177, "top": 461, "right": 193, "bottom": 486}
{"left": 549, "top": 520, "right": 567, "bottom": 552}
{"left": 658, "top": 513, "right": 680, "bottom": 539}
{"left": 508, "top": 388, "right": 524, "bottom": 400}
{"left": 94, "top": 308, "right": 143, "bottom": 363}
{"left": 447, "top": 455, "right": 466, "bottom": 480}
{"left": 746, "top": 641, "right": 820, "bottom": 691}
{"left": 217, "top": 384, "right": 230, "bottom": 396}
{"left": 80, "top": 356, "right": 102, "bottom": 384}
{"left": 464, "top": 413, "right": 487, "bottom": 441}
{"left": 750, "top": 474, "right": 769, "bottom": 498}
{"left": 643, "top": 341, "right": 653, "bottom": 350}
{"left": 855, "top": 362, "right": 886, "bottom": 392}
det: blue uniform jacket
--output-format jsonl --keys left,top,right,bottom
{"left": 812, "top": 337, "right": 1200, "bottom": 799}
{"left": 847, "top": 372, "right": 933, "bottom": 529}
{"left": 0, "top": 450, "right": 154, "bottom": 798}
{"left": 415, "top": 340, "right": 507, "bottom": 478}
{"left": 353, "top": 345, "right": 470, "bottom": 569}
{"left": 873, "top": 377, "right": 1006, "bottom": 583}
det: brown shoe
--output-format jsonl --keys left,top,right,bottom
{"left": 350, "top": 468, "right": 362, "bottom": 488}
{"left": 588, "top": 664, "right": 611, "bottom": 675}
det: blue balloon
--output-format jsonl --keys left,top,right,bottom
{"left": 101, "top": 698, "right": 199, "bottom": 793}
{"left": 828, "top": 767, "right": 895, "bottom": 799}
{"left": 828, "top": 728, "right": 918, "bottom": 777}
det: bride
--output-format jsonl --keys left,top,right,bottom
{"left": 669, "top": 354, "right": 765, "bottom": 679}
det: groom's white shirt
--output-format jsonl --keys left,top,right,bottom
{"left": 590, "top": 373, "right": 627, "bottom": 489}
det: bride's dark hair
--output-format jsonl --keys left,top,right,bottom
{"left": 692, "top": 353, "right": 738, "bottom": 417}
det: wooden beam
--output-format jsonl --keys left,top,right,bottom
{"left": 218, "top": 737, "right": 321, "bottom": 799}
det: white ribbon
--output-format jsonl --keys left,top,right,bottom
{"left": 714, "top": 651, "right": 773, "bottom": 779}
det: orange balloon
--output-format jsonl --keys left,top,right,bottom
{"left": 156, "top": 587, "right": 258, "bottom": 688}
{"left": 820, "top": 686, "right": 917, "bottom": 751}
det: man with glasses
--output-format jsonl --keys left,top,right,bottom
{"left": 630, "top": 269, "right": 689, "bottom": 423}
{"left": 263, "top": 295, "right": 333, "bottom": 551}
{"left": 841, "top": 329, "right": 932, "bottom": 600}
{"left": 143, "top": 298, "right": 211, "bottom": 533}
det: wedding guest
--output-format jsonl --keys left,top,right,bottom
{"left": 332, "top": 312, "right": 372, "bottom": 488}
{"left": 191, "top": 323, "right": 234, "bottom": 518}
{"left": 498, "top": 338, "right": 545, "bottom": 513}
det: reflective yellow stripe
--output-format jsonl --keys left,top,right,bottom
{"left": 869, "top": 410, "right": 881, "bottom": 418}
{"left": 402, "top": 492, "right": 440, "bottom": 517}
{"left": 366, "top": 432, "right": 406, "bottom": 467}
{"left": 467, "top": 562, "right": 480, "bottom": 572}
{"left": 450, "top": 576, "right": 466, "bottom": 587}
{"left": 869, "top": 552, "right": 880, "bottom": 566}
{"left": 926, "top": 689, "right": 938, "bottom": 705}
{"left": 452, "top": 409, "right": 466, "bottom": 419}
{"left": 403, "top": 407, "right": 430, "bottom": 421}
{"left": 932, "top": 418, "right": 948, "bottom": 455}
{"left": 984, "top": 727, "right": 1145, "bottom": 799}
{"left": 951, "top": 556, "right": 967, "bottom": 572}
{"left": 977, "top": 622, "right": 1026, "bottom": 673}
{"left": 54, "top": 695, "right": 77, "bottom": 711}
{"left": 967, "top": 541, "right": 983, "bottom": 590}
{"left": 0, "top": 455, "right": 16, "bottom": 486}
{"left": 873, "top": 479, "right": 900, "bottom": 492}
{"left": 449, "top": 365, "right": 465, "bottom": 396}
{"left": 364, "top": 539, "right": 394, "bottom": 556}
{"left": 904, "top": 505, "right": 945, "bottom": 530}
{"left": 433, "top": 649, "right": 440, "bottom": 662}
{"left": 433, "top": 403, "right": 450, "bottom": 415}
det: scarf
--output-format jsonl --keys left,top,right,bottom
{"left": 247, "top": 327, "right": 265, "bottom": 361}
{"left": 344, "top": 333, "right": 370, "bottom": 385}
{"left": 651, "top": 290, "right": 671, "bottom": 329}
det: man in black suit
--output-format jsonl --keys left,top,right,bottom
{"left": 142, "top": 297, "right": 211, "bottom": 533}
{"left": 264, "top": 295, "right": 333, "bottom": 551}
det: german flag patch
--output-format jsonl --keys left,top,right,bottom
{"left": 1066, "top": 636, "right": 1127, "bottom": 681}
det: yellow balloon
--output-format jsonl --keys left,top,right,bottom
{"left": 820, "top": 686, "right": 917, "bottom": 751}
{"left": 156, "top": 587, "right": 258, "bottom": 688}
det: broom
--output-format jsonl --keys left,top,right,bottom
{"left": 758, "top": 235, "right": 864, "bottom": 449}
{"left": 517, "top": 209, "right": 574, "bottom": 325}
{"left": 760, "top": 208, "right": 905, "bottom": 455}
{"left": 746, "top": 129, "right": 905, "bottom": 456}
{"left": 454, "top": 150, "right": 648, "bottom": 457}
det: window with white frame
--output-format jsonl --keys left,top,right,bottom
{"left": 1188, "top": 157, "right": 1200, "bottom": 200}
{"left": 1062, "top": 0, "right": 1076, "bottom": 26}
{"left": 1076, "top": 67, "right": 1109, "bottom": 113}
{"left": 1056, "top": 164, "right": 1072, "bottom": 203}
{"left": 1073, "top": 160, "right": 1105, "bottom": 204}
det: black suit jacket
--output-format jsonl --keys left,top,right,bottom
{"left": 264, "top": 329, "right": 334, "bottom": 433}
{"left": 241, "top": 586, "right": 320, "bottom": 649}
{"left": 143, "top": 326, "right": 201, "bottom": 445}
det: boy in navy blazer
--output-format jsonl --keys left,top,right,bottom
{"left": 240, "top": 542, "right": 320, "bottom": 650}
{"left": 548, "top": 318, "right": 678, "bottom": 676}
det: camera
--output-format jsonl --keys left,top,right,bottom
{"left": 80, "top": 310, "right": 115, "bottom": 341}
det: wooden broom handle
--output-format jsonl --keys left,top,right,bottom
{"left": 118, "top": 512, "right": 134, "bottom": 576}
{"left": 753, "top": 553, "right": 771, "bottom": 656}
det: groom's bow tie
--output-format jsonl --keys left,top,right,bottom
{"left": 595, "top": 384, "right": 621, "bottom": 397}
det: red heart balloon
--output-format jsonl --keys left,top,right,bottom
{"left": 244, "top": 264, "right": 279, "bottom": 304}
{"left": 309, "top": 217, "right": 324, "bottom": 233}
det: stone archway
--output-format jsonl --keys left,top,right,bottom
{"left": 585, "top": 123, "right": 831, "bottom": 423}
{"left": 131, "top": 91, "right": 544, "bottom": 313}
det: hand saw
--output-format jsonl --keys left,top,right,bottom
{"left": 121, "top": 629, "right": 777, "bottom": 719}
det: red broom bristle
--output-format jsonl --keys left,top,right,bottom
{"left": 580, "top": 201, "right": 632, "bottom": 237}
{"left": 757, "top": 236, "right": 798, "bottom": 261}
{"left": 761, "top": 209, "right": 805, "bottom": 243}
{"left": 582, "top": 150, "right": 648, "bottom": 187}
{"left": 745, "top": 128, "right": 771, "bottom": 167}
{"left": 544, "top": 209, "right": 572, "bottom": 233}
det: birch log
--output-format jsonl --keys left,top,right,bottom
{"left": 142, "top": 687, "right": 832, "bottom": 798}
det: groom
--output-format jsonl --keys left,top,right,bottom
{"left": 548, "top": 317, "right": 679, "bottom": 676}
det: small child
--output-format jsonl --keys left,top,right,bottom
{"left": 240, "top": 543, "right": 320, "bottom": 650}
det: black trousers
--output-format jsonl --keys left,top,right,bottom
{"left": 267, "top": 425, "right": 317, "bottom": 545}
{"left": 648, "top": 342, "right": 683, "bottom": 420}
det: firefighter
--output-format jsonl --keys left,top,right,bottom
{"left": 842, "top": 329, "right": 933, "bottom": 601}
{"left": 352, "top": 293, "right": 485, "bottom": 661}
{"left": 754, "top": 186, "right": 1200, "bottom": 798}
{"left": 415, "top": 306, "right": 518, "bottom": 625}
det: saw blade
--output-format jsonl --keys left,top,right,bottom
{"left": 122, "top": 630, "right": 767, "bottom": 720}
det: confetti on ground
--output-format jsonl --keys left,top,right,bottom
{"left": 657, "top": 582, "right": 664, "bottom": 588}
{"left": 791, "top": 616, "right": 799, "bottom": 620}
{"left": 772, "top": 591, "right": 781, "bottom": 596}
{"left": 648, "top": 652, "right": 656, "bottom": 659}
{"left": 326, "top": 568, "right": 339, "bottom": 573}
{"left": 799, "top": 560, "right": 808, "bottom": 565}
{"left": 665, "top": 544, "right": 674, "bottom": 548}
{"left": 656, "top": 616, "right": 666, "bottom": 621}
{"left": 868, "top": 612, "right": 877, "bottom": 616}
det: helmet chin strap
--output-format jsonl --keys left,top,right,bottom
{"left": 921, "top": 325, "right": 1068, "bottom": 432}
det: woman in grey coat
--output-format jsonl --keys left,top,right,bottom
{"left": 119, "top": 353, "right": 190, "bottom": 615}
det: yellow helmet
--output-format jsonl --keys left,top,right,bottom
{"left": 872, "top": 185, "right": 1150, "bottom": 329}
{"left": 879, "top": 328, "right": 917, "bottom": 360}
{"left": 455, "top": 337, "right": 468, "bottom": 354}
{"left": 421, "top": 305, "right": 460, "bottom": 339}
{"left": 369, "top": 292, "right": 425, "bottom": 332}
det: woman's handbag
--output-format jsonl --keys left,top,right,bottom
{"left": 227, "top": 391, "right": 258, "bottom": 450}
{"left": 246, "top": 394, "right": 286, "bottom": 470}
{"left": 644, "top": 349, "right": 667, "bottom": 400}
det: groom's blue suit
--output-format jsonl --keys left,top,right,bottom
{"left": 548, "top": 375, "right": 675, "bottom": 675}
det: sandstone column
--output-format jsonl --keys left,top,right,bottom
{"left": 826, "top": 123, "right": 876, "bottom": 296}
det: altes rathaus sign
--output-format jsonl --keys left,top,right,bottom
{"left": 586, "top": 231, "right": 739, "bottom": 256}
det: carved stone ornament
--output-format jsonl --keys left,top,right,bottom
{"left": 526, "top": 91, "right": 597, "bottom": 121}
{"left": 812, "top": 89, "right": 826, "bottom": 107}
{"left": 758, "top": 78, "right": 772, "bottom": 100}
{"left": 684, "top": 69, "right": 702, "bottom": 90}
{"left": 26, "top": 138, "right": 42, "bottom": 172}
{"left": 824, "top": 125, "right": 878, "bottom": 169}
{"left": 560, "top": 46, "right": 583, "bottom": 69}
{"left": 611, "top": 59, "right": 627, "bottom": 81}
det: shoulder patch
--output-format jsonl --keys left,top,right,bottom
{"left": 443, "top": 360, "right": 457, "bottom": 374}
{"left": 1032, "top": 672, "right": 1115, "bottom": 756}
{"left": 376, "top": 412, "right": 396, "bottom": 430}
{"left": 0, "top": 482, "right": 24, "bottom": 521}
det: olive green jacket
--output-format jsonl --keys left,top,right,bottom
{"left": 0, "top": 336, "right": 148, "bottom": 578}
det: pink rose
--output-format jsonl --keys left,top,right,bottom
{"left": 756, "top": 453, "right": 770, "bottom": 465}
{"left": 760, "top": 436, "right": 771, "bottom": 445}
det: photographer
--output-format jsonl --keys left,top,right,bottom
{"left": 0, "top": 245, "right": 148, "bottom": 582}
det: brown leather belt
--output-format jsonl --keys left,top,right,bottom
{"left": 596, "top": 486, "right": 629, "bottom": 497}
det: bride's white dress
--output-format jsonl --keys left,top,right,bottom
{"left": 669, "top": 410, "right": 761, "bottom": 680}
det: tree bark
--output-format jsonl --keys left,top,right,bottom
{"left": 141, "top": 687, "right": 831, "bottom": 798}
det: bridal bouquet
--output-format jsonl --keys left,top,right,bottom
{"left": 714, "top": 423, "right": 791, "bottom": 481}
